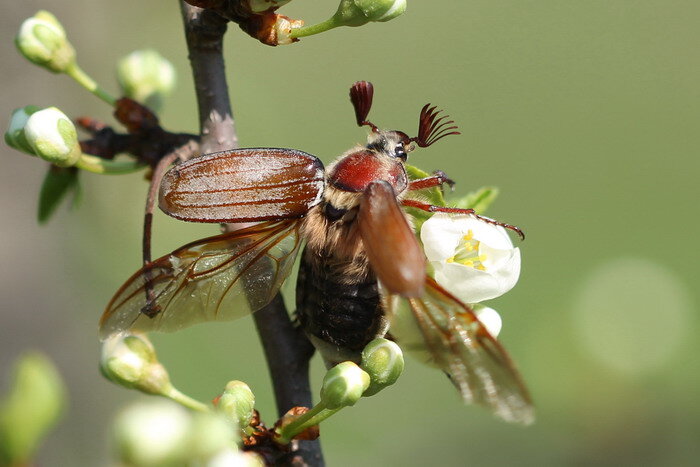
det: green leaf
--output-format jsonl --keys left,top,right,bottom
{"left": 0, "top": 352, "right": 67, "bottom": 465}
{"left": 404, "top": 164, "right": 449, "bottom": 233}
{"left": 404, "top": 164, "right": 446, "bottom": 206}
{"left": 37, "top": 166, "right": 80, "bottom": 224}
{"left": 452, "top": 186, "right": 500, "bottom": 215}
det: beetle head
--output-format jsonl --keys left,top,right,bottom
{"left": 349, "top": 81, "right": 460, "bottom": 161}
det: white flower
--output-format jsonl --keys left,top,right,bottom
{"left": 420, "top": 213, "right": 521, "bottom": 303}
{"left": 23, "top": 107, "right": 81, "bottom": 167}
{"left": 15, "top": 11, "right": 75, "bottom": 73}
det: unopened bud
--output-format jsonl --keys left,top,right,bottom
{"left": 474, "top": 305, "right": 502, "bottom": 338}
{"left": 113, "top": 400, "right": 190, "bottom": 466}
{"left": 117, "top": 49, "right": 176, "bottom": 110}
{"left": 333, "top": 0, "right": 407, "bottom": 27}
{"left": 23, "top": 107, "right": 81, "bottom": 167}
{"left": 5, "top": 106, "right": 41, "bottom": 154}
{"left": 215, "top": 380, "right": 256, "bottom": 430}
{"left": 360, "top": 338, "right": 404, "bottom": 396}
{"left": 189, "top": 412, "right": 236, "bottom": 461}
{"left": 15, "top": 11, "right": 76, "bottom": 73}
{"left": 320, "top": 362, "right": 369, "bottom": 410}
{"left": 0, "top": 353, "right": 66, "bottom": 465}
{"left": 100, "top": 334, "right": 172, "bottom": 396}
{"left": 207, "top": 448, "right": 265, "bottom": 467}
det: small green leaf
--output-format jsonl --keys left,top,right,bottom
{"left": 37, "top": 165, "right": 80, "bottom": 224}
{"left": 452, "top": 186, "right": 500, "bottom": 214}
{"left": 0, "top": 352, "right": 66, "bottom": 465}
{"left": 404, "top": 164, "right": 449, "bottom": 232}
{"left": 404, "top": 164, "right": 446, "bottom": 206}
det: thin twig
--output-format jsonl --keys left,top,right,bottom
{"left": 179, "top": 3, "right": 323, "bottom": 465}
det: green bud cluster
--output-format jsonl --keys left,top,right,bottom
{"left": 360, "top": 338, "right": 405, "bottom": 396}
{"left": 5, "top": 105, "right": 146, "bottom": 177}
{"left": 0, "top": 353, "right": 66, "bottom": 465}
{"left": 290, "top": 0, "right": 406, "bottom": 40}
{"left": 5, "top": 106, "right": 82, "bottom": 167}
{"left": 216, "top": 380, "right": 256, "bottom": 431}
{"left": 333, "top": 0, "right": 407, "bottom": 27}
{"left": 100, "top": 334, "right": 172, "bottom": 396}
{"left": 100, "top": 334, "right": 209, "bottom": 412}
{"left": 15, "top": 10, "right": 117, "bottom": 105}
{"left": 275, "top": 340, "right": 406, "bottom": 444}
{"left": 15, "top": 11, "right": 75, "bottom": 73}
{"left": 4, "top": 106, "right": 41, "bottom": 155}
{"left": 117, "top": 49, "right": 176, "bottom": 111}
{"left": 320, "top": 361, "right": 370, "bottom": 410}
{"left": 112, "top": 400, "right": 261, "bottom": 466}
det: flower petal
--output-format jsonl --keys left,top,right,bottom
{"left": 420, "top": 213, "right": 464, "bottom": 261}
{"left": 432, "top": 247, "right": 520, "bottom": 303}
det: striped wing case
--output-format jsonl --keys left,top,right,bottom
{"left": 159, "top": 148, "right": 325, "bottom": 223}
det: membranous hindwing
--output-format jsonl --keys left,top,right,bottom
{"left": 387, "top": 277, "right": 534, "bottom": 425}
{"left": 100, "top": 220, "right": 302, "bottom": 338}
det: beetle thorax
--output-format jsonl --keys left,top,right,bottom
{"left": 326, "top": 138, "right": 409, "bottom": 197}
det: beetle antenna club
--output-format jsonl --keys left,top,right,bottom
{"left": 411, "top": 104, "right": 461, "bottom": 148}
{"left": 350, "top": 81, "right": 378, "bottom": 132}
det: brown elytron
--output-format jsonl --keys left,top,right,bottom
{"left": 100, "top": 81, "right": 534, "bottom": 424}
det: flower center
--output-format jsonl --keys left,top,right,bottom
{"left": 446, "top": 230, "right": 487, "bottom": 270}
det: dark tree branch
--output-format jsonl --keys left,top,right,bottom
{"left": 180, "top": 2, "right": 237, "bottom": 154}
{"left": 179, "top": 3, "right": 323, "bottom": 465}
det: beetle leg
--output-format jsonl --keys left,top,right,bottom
{"left": 401, "top": 199, "right": 525, "bottom": 240}
{"left": 408, "top": 170, "right": 455, "bottom": 191}
{"left": 141, "top": 145, "right": 194, "bottom": 315}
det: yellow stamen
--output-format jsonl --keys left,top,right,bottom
{"left": 449, "top": 230, "right": 488, "bottom": 270}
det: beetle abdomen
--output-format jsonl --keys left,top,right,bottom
{"left": 296, "top": 246, "right": 387, "bottom": 364}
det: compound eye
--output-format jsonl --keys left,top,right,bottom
{"left": 394, "top": 144, "right": 407, "bottom": 160}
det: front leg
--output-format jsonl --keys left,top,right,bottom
{"left": 401, "top": 199, "right": 525, "bottom": 240}
{"left": 408, "top": 170, "right": 455, "bottom": 191}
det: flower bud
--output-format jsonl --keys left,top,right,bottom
{"left": 215, "top": 380, "right": 256, "bottom": 430}
{"left": 100, "top": 333, "right": 173, "bottom": 396}
{"left": 207, "top": 448, "right": 264, "bottom": 467}
{"left": 0, "top": 353, "right": 66, "bottom": 465}
{"left": 5, "top": 106, "right": 41, "bottom": 154}
{"left": 116, "top": 49, "right": 176, "bottom": 110}
{"left": 112, "top": 400, "right": 190, "bottom": 466}
{"left": 188, "top": 412, "right": 237, "bottom": 461}
{"left": 320, "top": 362, "right": 370, "bottom": 410}
{"left": 23, "top": 107, "right": 81, "bottom": 167}
{"left": 333, "top": 0, "right": 407, "bottom": 27}
{"left": 15, "top": 11, "right": 76, "bottom": 73}
{"left": 474, "top": 305, "right": 502, "bottom": 338}
{"left": 360, "top": 338, "right": 404, "bottom": 396}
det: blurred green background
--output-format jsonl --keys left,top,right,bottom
{"left": 1, "top": 1, "right": 698, "bottom": 465}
